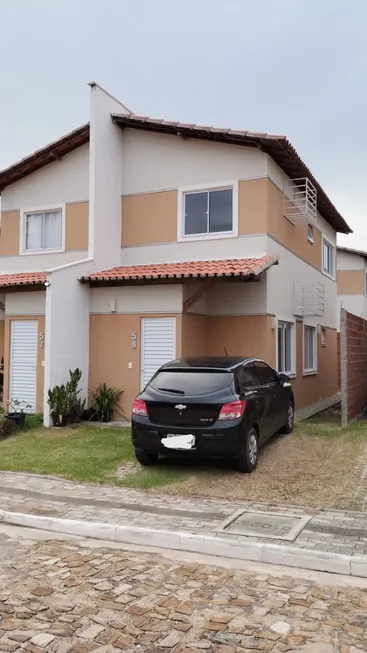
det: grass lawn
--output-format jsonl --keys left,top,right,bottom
{"left": 0, "top": 411, "right": 366, "bottom": 510}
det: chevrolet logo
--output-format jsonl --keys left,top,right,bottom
{"left": 175, "top": 404, "right": 187, "bottom": 410}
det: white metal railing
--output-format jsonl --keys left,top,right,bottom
{"left": 283, "top": 177, "right": 317, "bottom": 224}
{"left": 293, "top": 281, "right": 324, "bottom": 316}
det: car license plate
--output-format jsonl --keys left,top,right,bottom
{"left": 162, "top": 434, "right": 195, "bottom": 450}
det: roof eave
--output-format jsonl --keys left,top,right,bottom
{"left": 112, "top": 114, "right": 352, "bottom": 235}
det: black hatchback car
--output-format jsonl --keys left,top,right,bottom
{"left": 132, "top": 357, "right": 294, "bottom": 473}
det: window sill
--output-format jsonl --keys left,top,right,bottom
{"left": 20, "top": 248, "right": 65, "bottom": 256}
{"left": 303, "top": 369, "right": 318, "bottom": 376}
{"left": 322, "top": 270, "right": 335, "bottom": 281}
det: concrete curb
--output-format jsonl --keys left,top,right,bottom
{"left": 1, "top": 508, "right": 366, "bottom": 578}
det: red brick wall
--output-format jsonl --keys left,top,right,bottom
{"left": 337, "top": 332, "right": 340, "bottom": 390}
{"left": 340, "top": 310, "right": 367, "bottom": 425}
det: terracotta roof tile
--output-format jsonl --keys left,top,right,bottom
{"left": 80, "top": 255, "right": 279, "bottom": 284}
{"left": 0, "top": 272, "right": 47, "bottom": 289}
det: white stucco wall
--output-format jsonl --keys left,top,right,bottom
{"left": 266, "top": 236, "right": 337, "bottom": 328}
{"left": 1, "top": 145, "right": 89, "bottom": 210}
{"left": 43, "top": 259, "right": 92, "bottom": 425}
{"left": 121, "top": 233, "right": 268, "bottom": 266}
{"left": 89, "top": 85, "right": 130, "bottom": 270}
{"left": 337, "top": 294, "right": 367, "bottom": 329}
{"left": 206, "top": 278, "right": 267, "bottom": 316}
{"left": 0, "top": 250, "right": 85, "bottom": 273}
{"left": 337, "top": 250, "right": 366, "bottom": 270}
{"left": 5, "top": 291, "right": 45, "bottom": 316}
{"left": 90, "top": 285, "right": 183, "bottom": 314}
{"left": 121, "top": 129, "right": 267, "bottom": 195}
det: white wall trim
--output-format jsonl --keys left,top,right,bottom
{"left": 19, "top": 203, "right": 66, "bottom": 256}
{"left": 177, "top": 179, "right": 239, "bottom": 243}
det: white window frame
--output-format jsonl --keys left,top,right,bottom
{"left": 322, "top": 236, "right": 335, "bottom": 279}
{"left": 307, "top": 224, "right": 314, "bottom": 244}
{"left": 277, "top": 320, "right": 295, "bottom": 376}
{"left": 20, "top": 204, "right": 65, "bottom": 255}
{"left": 303, "top": 324, "right": 317, "bottom": 374}
{"left": 177, "top": 180, "right": 238, "bottom": 242}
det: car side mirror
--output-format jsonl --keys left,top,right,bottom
{"left": 279, "top": 373, "right": 290, "bottom": 383}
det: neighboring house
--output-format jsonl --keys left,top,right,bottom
{"left": 0, "top": 84, "right": 351, "bottom": 424}
{"left": 337, "top": 246, "right": 367, "bottom": 326}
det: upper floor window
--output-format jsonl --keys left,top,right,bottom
{"left": 307, "top": 224, "right": 314, "bottom": 244}
{"left": 23, "top": 208, "right": 63, "bottom": 253}
{"left": 322, "top": 238, "right": 334, "bottom": 277}
{"left": 183, "top": 188, "right": 233, "bottom": 237}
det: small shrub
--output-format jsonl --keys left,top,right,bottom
{"left": 89, "top": 383, "right": 124, "bottom": 422}
{"left": 0, "top": 417, "right": 14, "bottom": 438}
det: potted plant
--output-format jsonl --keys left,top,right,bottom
{"left": 89, "top": 383, "right": 123, "bottom": 422}
{"left": 6, "top": 399, "right": 31, "bottom": 427}
{"left": 66, "top": 368, "right": 84, "bottom": 423}
{"left": 47, "top": 385, "right": 69, "bottom": 427}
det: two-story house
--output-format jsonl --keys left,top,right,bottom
{"left": 0, "top": 84, "right": 351, "bottom": 424}
{"left": 337, "top": 246, "right": 367, "bottom": 326}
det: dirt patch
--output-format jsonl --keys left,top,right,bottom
{"left": 160, "top": 426, "right": 366, "bottom": 510}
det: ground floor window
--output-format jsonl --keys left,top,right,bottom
{"left": 304, "top": 325, "right": 317, "bottom": 372}
{"left": 277, "top": 321, "right": 293, "bottom": 374}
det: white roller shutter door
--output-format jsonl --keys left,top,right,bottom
{"left": 141, "top": 317, "right": 176, "bottom": 389}
{"left": 10, "top": 320, "right": 38, "bottom": 412}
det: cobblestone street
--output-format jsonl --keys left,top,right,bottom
{"left": 0, "top": 528, "right": 367, "bottom": 653}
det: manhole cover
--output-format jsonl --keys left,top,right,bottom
{"left": 216, "top": 509, "right": 312, "bottom": 541}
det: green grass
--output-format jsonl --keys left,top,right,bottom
{"left": 0, "top": 424, "right": 134, "bottom": 483}
{"left": 0, "top": 419, "right": 185, "bottom": 489}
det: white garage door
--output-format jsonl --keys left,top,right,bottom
{"left": 141, "top": 317, "right": 176, "bottom": 389}
{"left": 10, "top": 320, "right": 38, "bottom": 412}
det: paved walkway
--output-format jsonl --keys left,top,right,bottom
{"left": 1, "top": 471, "right": 367, "bottom": 560}
{"left": 1, "top": 530, "right": 367, "bottom": 652}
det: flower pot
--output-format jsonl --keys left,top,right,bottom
{"left": 6, "top": 412, "right": 25, "bottom": 428}
{"left": 99, "top": 409, "right": 113, "bottom": 423}
{"left": 82, "top": 408, "right": 98, "bottom": 422}
{"left": 51, "top": 413, "right": 69, "bottom": 427}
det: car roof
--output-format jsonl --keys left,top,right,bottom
{"left": 161, "top": 357, "right": 254, "bottom": 371}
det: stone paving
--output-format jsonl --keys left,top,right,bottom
{"left": 1, "top": 472, "right": 367, "bottom": 559}
{"left": 0, "top": 530, "right": 367, "bottom": 652}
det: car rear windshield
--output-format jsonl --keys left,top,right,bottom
{"left": 150, "top": 370, "right": 233, "bottom": 396}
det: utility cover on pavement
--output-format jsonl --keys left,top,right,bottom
{"left": 217, "top": 509, "right": 312, "bottom": 541}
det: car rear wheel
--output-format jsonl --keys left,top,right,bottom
{"left": 280, "top": 400, "right": 294, "bottom": 434}
{"left": 237, "top": 427, "right": 259, "bottom": 473}
{"left": 135, "top": 450, "right": 158, "bottom": 466}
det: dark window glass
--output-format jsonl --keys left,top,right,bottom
{"left": 208, "top": 189, "right": 233, "bottom": 233}
{"left": 150, "top": 370, "right": 233, "bottom": 396}
{"left": 184, "top": 192, "right": 207, "bottom": 235}
{"left": 184, "top": 189, "right": 233, "bottom": 236}
{"left": 254, "top": 361, "right": 278, "bottom": 385}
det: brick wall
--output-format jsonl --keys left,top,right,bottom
{"left": 337, "top": 332, "right": 340, "bottom": 390}
{"left": 340, "top": 309, "right": 367, "bottom": 426}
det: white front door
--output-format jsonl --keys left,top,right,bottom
{"left": 10, "top": 320, "right": 38, "bottom": 412}
{"left": 141, "top": 317, "right": 176, "bottom": 390}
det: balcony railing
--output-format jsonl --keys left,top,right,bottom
{"left": 283, "top": 177, "right": 317, "bottom": 224}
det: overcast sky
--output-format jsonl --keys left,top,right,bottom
{"left": 0, "top": 0, "right": 365, "bottom": 247}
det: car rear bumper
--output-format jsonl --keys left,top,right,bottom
{"left": 131, "top": 416, "right": 248, "bottom": 459}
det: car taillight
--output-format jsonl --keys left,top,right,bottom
{"left": 218, "top": 400, "right": 246, "bottom": 421}
{"left": 132, "top": 398, "right": 148, "bottom": 416}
